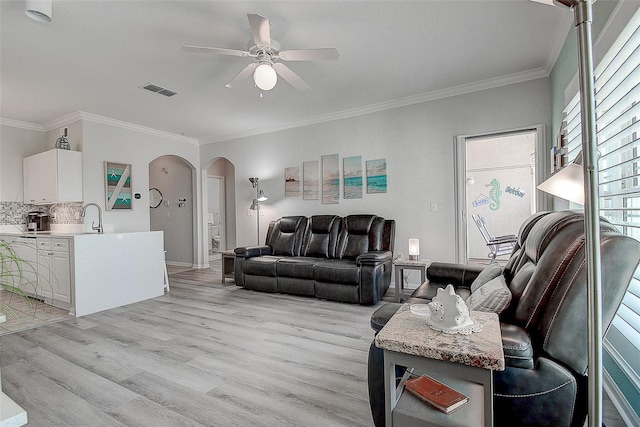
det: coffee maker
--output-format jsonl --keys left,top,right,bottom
{"left": 27, "top": 211, "right": 50, "bottom": 231}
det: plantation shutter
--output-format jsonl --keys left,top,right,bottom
{"left": 561, "top": 7, "right": 640, "bottom": 393}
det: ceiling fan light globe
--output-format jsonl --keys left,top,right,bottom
{"left": 25, "top": 0, "right": 52, "bottom": 22}
{"left": 253, "top": 64, "right": 277, "bottom": 90}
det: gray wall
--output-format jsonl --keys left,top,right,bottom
{"left": 0, "top": 125, "right": 46, "bottom": 201}
{"left": 200, "top": 77, "right": 552, "bottom": 265}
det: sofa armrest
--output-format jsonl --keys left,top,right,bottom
{"left": 357, "top": 251, "right": 393, "bottom": 265}
{"left": 426, "top": 262, "right": 484, "bottom": 288}
{"left": 235, "top": 245, "right": 272, "bottom": 259}
{"left": 500, "top": 322, "right": 534, "bottom": 370}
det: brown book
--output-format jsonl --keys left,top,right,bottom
{"left": 404, "top": 375, "right": 469, "bottom": 414}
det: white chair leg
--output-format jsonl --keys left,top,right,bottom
{"left": 163, "top": 251, "right": 170, "bottom": 292}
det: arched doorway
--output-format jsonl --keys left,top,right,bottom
{"left": 149, "top": 155, "right": 196, "bottom": 266}
{"left": 205, "top": 158, "right": 236, "bottom": 257}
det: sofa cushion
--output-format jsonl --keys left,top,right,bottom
{"left": 303, "top": 215, "right": 341, "bottom": 258}
{"left": 242, "top": 256, "right": 282, "bottom": 276}
{"left": 466, "top": 275, "right": 512, "bottom": 314}
{"left": 313, "top": 259, "right": 360, "bottom": 285}
{"left": 276, "top": 257, "right": 321, "bottom": 279}
{"left": 470, "top": 262, "right": 504, "bottom": 292}
{"left": 337, "top": 215, "right": 384, "bottom": 260}
{"left": 269, "top": 216, "right": 307, "bottom": 256}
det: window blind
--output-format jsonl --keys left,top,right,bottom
{"left": 561, "top": 7, "right": 640, "bottom": 394}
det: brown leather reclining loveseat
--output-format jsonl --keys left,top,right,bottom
{"left": 368, "top": 210, "right": 640, "bottom": 427}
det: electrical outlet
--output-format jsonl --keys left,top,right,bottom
{"left": 74, "top": 211, "right": 80, "bottom": 220}
{"left": 430, "top": 203, "right": 438, "bottom": 212}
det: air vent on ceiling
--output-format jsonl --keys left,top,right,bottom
{"left": 140, "top": 82, "right": 178, "bottom": 97}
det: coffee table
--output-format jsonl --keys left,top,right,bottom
{"left": 375, "top": 305, "right": 504, "bottom": 426}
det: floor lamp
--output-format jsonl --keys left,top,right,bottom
{"left": 536, "top": 1, "right": 602, "bottom": 426}
{"left": 249, "top": 177, "right": 268, "bottom": 245}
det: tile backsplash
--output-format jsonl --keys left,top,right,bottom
{"left": 49, "top": 203, "right": 84, "bottom": 224}
{"left": 0, "top": 201, "right": 83, "bottom": 226}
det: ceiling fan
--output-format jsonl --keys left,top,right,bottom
{"left": 183, "top": 13, "right": 340, "bottom": 92}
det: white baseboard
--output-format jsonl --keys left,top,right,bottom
{"left": 165, "top": 261, "right": 193, "bottom": 268}
{"left": 603, "top": 369, "right": 640, "bottom": 427}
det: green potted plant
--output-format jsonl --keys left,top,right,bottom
{"left": 0, "top": 239, "right": 38, "bottom": 331}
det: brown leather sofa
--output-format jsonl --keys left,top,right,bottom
{"left": 367, "top": 210, "right": 640, "bottom": 427}
{"left": 234, "top": 214, "right": 395, "bottom": 305}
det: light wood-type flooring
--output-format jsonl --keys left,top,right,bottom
{"left": 1, "top": 264, "right": 378, "bottom": 427}
{"left": 0, "top": 261, "right": 629, "bottom": 427}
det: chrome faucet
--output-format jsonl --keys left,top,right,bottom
{"left": 81, "top": 203, "right": 103, "bottom": 234}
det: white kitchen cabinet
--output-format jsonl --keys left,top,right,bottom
{"left": 23, "top": 149, "right": 82, "bottom": 204}
{"left": 2, "top": 236, "right": 39, "bottom": 295}
{"left": 36, "top": 237, "right": 71, "bottom": 308}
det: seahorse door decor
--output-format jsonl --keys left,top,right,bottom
{"left": 485, "top": 178, "right": 502, "bottom": 211}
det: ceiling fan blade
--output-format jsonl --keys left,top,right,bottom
{"left": 273, "top": 63, "right": 310, "bottom": 91}
{"left": 225, "top": 63, "right": 258, "bottom": 88}
{"left": 279, "top": 48, "right": 340, "bottom": 61}
{"left": 182, "top": 45, "right": 250, "bottom": 58}
{"left": 247, "top": 13, "right": 271, "bottom": 48}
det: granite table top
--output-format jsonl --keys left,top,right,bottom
{"left": 393, "top": 258, "right": 430, "bottom": 267}
{"left": 375, "top": 304, "right": 505, "bottom": 371}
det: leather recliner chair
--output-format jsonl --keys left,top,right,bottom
{"left": 367, "top": 210, "right": 640, "bottom": 427}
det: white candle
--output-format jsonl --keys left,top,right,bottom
{"left": 408, "top": 238, "right": 420, "bottom": 261}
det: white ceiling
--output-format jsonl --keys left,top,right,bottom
{"left": 0, "top": 1, "right": 572, "bottom": 143}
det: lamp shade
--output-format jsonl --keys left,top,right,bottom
{"left": 257, "top": 189, "right": 268, "bottom": 202}
{"left": 537, "top": 152, "right": 584, "bottom": 205}
{"left": 250, "top": 199, "right": 259, "bottom": 210}
{"left": 253, "top": 64, "right": 277, "bottom": 91}
{"left": 25, "top": 0, "right": 52, "bottom": 22}
{"left": 408, "top": 238, "right": 420, "bottom": 261}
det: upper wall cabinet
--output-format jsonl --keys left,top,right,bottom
{"left": 23, "top": 149, "right": 82, "bottom": 204}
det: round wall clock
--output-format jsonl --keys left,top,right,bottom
{"left": 149, "top": 188, "right": 163, "bottom": 208}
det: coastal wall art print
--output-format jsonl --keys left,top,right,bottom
{"left": 322, "top": 154, "right": 340, "bottom": 204}
{"left": 343, "top": 156, "right": 363, "bottom": 199}
{"left": 285, "top": 166, "right": 300, "bottom": 197}
{"left": 303, "top": 160, "right": 319, "bottom": 200}
{"left": 105, "top": 161, "right": 132, "bottom": 210}
{"left": 366, "top": 158, "right": 387, "bottom": 194}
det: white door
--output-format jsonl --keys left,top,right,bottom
{"left": 456, "top": 128, "right": 546, "bottom": 263}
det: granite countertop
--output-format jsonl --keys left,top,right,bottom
{"left": 375, "top": 303, "right": 505, "bottom": 371}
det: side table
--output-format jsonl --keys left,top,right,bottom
{"left": 221, "top": 250, "right": 235, "bottom": 283}
{"left": 392, "top": 258, "right": 430, "bottom": 302}
{"left": 375, "top": 305, "right": 504, "bottom": 426}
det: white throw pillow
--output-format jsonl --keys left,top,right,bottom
{"left": 470, "top": 262, "right": 504, "bottom": 293}
{"left": 466, "top": 274, "right": 512, "bottom": 314}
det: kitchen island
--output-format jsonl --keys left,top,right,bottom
{"left": 72, "top": 231, "right": 165, "bottom": 316}
{"left": 0, "top": 230, "right": 165, "bottom": 317}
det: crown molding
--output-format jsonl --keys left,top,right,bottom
{"left": 202, "top": 67, "right": 550, "bottom": 145}
{"left": 43, "top": 112, "right": 84, "bottom": 131}
{"left": 0, "top": 118, "right": 45, "bottom": 132}
{"left": 43, "top": 111, "right": 200, "bottom": 145}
